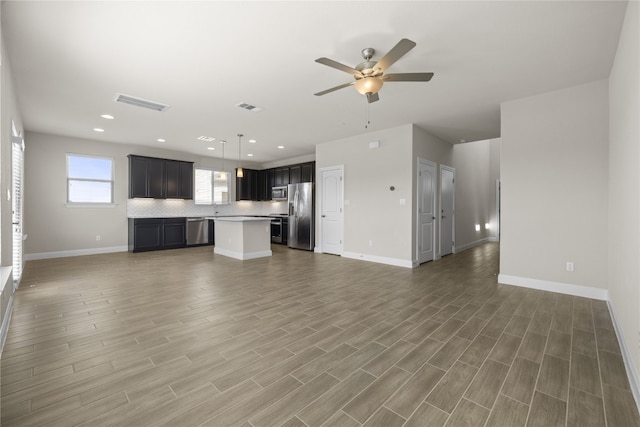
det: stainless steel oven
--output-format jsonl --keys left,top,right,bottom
{"left": 270, "top": 217, "right": 283, "bottom": 243}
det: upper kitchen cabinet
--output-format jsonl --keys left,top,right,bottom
{"left": 128, "top": 155, "right": 193, "bottom": 199}
{"left": 274, "top": 167, "right": 290, "bottom": 187}
{"left": 301, "top": 162, "right": 315, "bottom": 183}
{"left": 165, "top": 160, "right": 193, "bottom": 199}
{"left": 236, "top": 168, "right": 259, "bottom": 201}
{"left": 289, "top": 164, "right": 301, "bottom": 185}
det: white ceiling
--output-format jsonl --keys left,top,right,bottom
{"left": 1, "top": 1, "right": 628, "bottom": 164}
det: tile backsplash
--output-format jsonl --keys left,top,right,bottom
{"left": 127, "top": 199, "right": 288, "bottom": 218}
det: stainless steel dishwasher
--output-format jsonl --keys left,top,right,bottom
{"left": 186, "top": 217, "right": 209, "bottom": 246}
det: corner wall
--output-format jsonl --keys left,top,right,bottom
{"left": 316, "top": 124, "right": 415, "bottom": 266}
{"left": 608, "top": 0, "right": 640, "bottom": 402}
{"left": 499, "top": 79, "right": 609, "bottom": 298}
{"left": 452, "top": 138, "right": 500, "bottom": 250}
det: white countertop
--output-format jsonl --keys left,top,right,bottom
{"left": 211, "top": 216, "right": 271, "bottom": 222}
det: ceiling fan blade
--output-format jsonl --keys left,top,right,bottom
{"left": 314, "top": 81, "right": 355, "bottom": 96}
{"left": 315, "top": 57, "right": 362, "bottom": 77}
{"left": 375, "top": 38, "right": 416, "bottom": 72}
{"left": 366, "top": 92, "right": 380, "bottom": 103}
{"left": 383, "top": 72, "right": 434, "bottom": 82}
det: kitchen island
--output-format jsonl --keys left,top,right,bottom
{"left": 211, "top": 217, "right": 272, "bottom": 260}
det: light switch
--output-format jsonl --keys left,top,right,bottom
{"left": 399, "top": 199, "right": 406, "bottom": 205}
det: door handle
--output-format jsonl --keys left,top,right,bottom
{"left": 432, "top": 216, "right": 436, "bottom": 220}
{"left": 321, "top": 215, "right": 326, "bottom": 217}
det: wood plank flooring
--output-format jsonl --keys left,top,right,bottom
{"left": 2, "top": 243, "right": 639, "bottom": 426}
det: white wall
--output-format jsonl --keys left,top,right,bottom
{"left": 499, "top": 79, "right": 609, "bottom": 296}
{"left": 23, "top": 132, "right": 273, "bottom": 258}
{"left": 452, "top": 138, "right": 500, "bottom": 249}
{"left": 608, "top": 0, "right": 639, "bottom": 399}
{"left": 316, "top": 124, "right": 415, "bottom": 266}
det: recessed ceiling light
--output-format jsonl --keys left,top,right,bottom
{"left": 247, "top": 153, "right": 254, "bottom": 157}
{"left": 249, "top": 139, "right": 256, "bottom": 143}
{"left": 100, "top": 114, "right": 114, "bottom": 120}
{"left": 277, "top": 145, "right": 285, "bottom": 149}
{"left": 157, "top": 138, "right": 165, "bottom": 142}
{"left": 93, "top": 128, "right": 104, "bottom": 132}
{"left": 207, "top": 147, "right": 215, "bottom": 150}
{"left": 198, "top": 136, "right": 215, "bottom": 142}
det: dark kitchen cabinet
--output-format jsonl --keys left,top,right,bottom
{"left": 274, "top": 167, "right": 290, "bottom": 187}
{"left": 257, "top": 170, "right": 267, "bottom": 201}
{"left": 301, "top": 162, "right": 315, "bottom": 183}
{"left": 236, "top": 168, "right": 259, "bottom": 201}
{"left": 129, "top": 156, "right": 165, "bottom": 198}
{"left": 208, "top": 219, "right": 215, "bottom": 245}
{"left": 128, "top": 217, "right": 186, "bottom": 252}
{"left": 289, "top": 165, "right": 301, "bottom": 185}
{"left": 128, "top": 155, "right": 193, "bottom": 199}
{"left": 165, "top": 160, "right": 193, "bottom": 199}
{"left": 163, "top": 217, "right": 186, "bottom": 249}
{"left": 128, "top": 218, "right": 163, "bottom": 252}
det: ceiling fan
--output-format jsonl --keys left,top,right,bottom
{"left": 314, "top": 38, "right": 434, "bottom": 103}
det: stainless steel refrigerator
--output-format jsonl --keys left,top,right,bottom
{"left": 288, "top": 182, "right": 314, "bottom": 250}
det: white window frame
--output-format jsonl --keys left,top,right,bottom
{"left": 66, "top": 153, "right": 115, "bottom": 206}
{"left": 194, "top": 168, "right": 230, "bottom": 205}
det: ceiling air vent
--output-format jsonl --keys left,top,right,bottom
{"left": 113, "top": 93, "right": 170, "bottom": 112}
{"left": 235, "top": 102, "right": 263, "bottom": 113}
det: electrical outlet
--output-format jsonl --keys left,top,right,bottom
{"left": 96, "top": 235, "right": 101, "bottom": 241}
{"left": 566, "top": 262, "right": 574, "bottom": 272}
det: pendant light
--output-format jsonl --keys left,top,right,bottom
{"left": 236, "top": 133, "right": 244, "bottom": 178}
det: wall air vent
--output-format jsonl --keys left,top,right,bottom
{"left": 235, "top": 102, "right": 263, "bottom": 113}
{"left": 113, "top": 93, "right": 170, "bottom": 112}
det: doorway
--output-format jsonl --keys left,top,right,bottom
{"left": 320, "top": 166, "right": 344, "bottom": 255}
{"left": 417, "top": 158, "right": 436, "bottom": 264}
{"left": 440, "top": 165, "right": 455, "bottom": 256}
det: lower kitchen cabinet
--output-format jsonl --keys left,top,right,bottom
{"left": 128, "top": 217, "right": 186, "bottom": 252}
{"left": 163, "top": 217, "right": 187, "bottom": 249}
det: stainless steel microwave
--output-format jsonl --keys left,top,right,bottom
{"left": 272, "top": 186, "right": 287, "bottom": 201}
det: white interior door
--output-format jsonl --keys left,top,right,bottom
{"left": 440, "top": 166, "right": 455, "bottom": 256}
{"left": 320, "top": 166, "right": 343, "bottom": 255}
{"left": 417, "top": 158, "right": 436, "bottom": 264}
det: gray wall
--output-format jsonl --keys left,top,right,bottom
{"left": 500, "top": 79, "right": 609, "bottom": 292}
{"left": 607, "top": 0, "right": 639, "bottom": 397}
{"left": 452, "top": 138, "right": 500, "bottom": 249}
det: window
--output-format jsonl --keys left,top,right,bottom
{"left": 195, "top": 168, "right": 229, "bottom": 205}
{"left": 66, "top": 154, "right": 114, "bottom": 204}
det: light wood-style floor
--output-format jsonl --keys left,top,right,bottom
{"left": 2, "top": 243, "right": 639, "bottom": 426}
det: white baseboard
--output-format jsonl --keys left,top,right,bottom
{"left": 455, "top": 238, "right": 490, "bottom": 253}
{"left": 0, "top": 294, "right": 14, "bottom": 357}
{"left": 342, "top": 251, "right": 413, "bottom": 268}
{"left": 25, "top": 246, "right": 128, "bottom": 261}
{"left": 606, "top": 300, "right": 640, "bottom": 411}
{"left": 213, "top": 248, "right": 272, "bottom": 260}
{"left": 498, "top": 274, "right": 608, "bottom": 301}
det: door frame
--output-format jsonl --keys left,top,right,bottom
{"left": 318, "top": 165, "right": 344, "bottom": 254}
{"left": 439, "top": 165, "right": 456, "bottom": 256}
{"left": 416, "top": 157, "right": 437, "bottom": 265}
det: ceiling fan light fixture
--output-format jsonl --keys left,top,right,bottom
{"left": 354, "top": 77, "right": 383, "bottom": 95}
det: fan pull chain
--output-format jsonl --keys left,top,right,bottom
{"left": 365, "top": 102, "right": 371, "bottom": 129}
